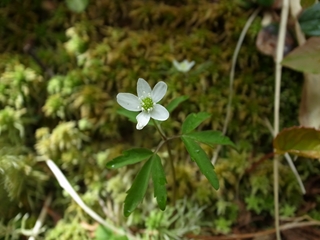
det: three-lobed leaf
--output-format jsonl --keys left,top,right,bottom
{"left": 106, "top": 148, "right": 153, "bottom": 169}
{"left": 181, "top": 112, "right": 211, "bottom": 134}
{"left": 151, "top": 154, "right": 167, "bottom": 210}
{"left": 181, "top": 136, "right": 219, "bottom": 190}
{"left": 273, "top": 126, "right": 320, "bottom": 158}
{"left": 183, "top": 130, "right": 236, "bottom": 149}
{"left": 123, "top": 158, "right": 153, "bottom": 217}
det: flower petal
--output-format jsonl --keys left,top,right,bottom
{"left": 150, "top": 104, "right": 169, "bottom": 121}
{"left": 188, "top": 61, "right": 195, "bottom": 69}
{"left": 173, "top": 60, "right": 180, "bottom": 70}
{"left": 151, "top": 81, "right": 167, "bottom": 103}
{"left": 137, "top": 78, "right": 152, "bottom": 98}
{"left": 136, "top": 111, "right": 151, "bottom": 130}
{"left": 117, "top": 93, "right": 141, "bottom": 112}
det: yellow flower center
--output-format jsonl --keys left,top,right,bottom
{"left": 141, "top": 97, "right": 154, "bottom": 112}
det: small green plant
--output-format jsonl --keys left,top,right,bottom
{"left": 107, "top": 78, "right": 236, "bottom": 216}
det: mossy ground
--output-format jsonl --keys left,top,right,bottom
{"left": 0, "top": 0, "right": 319, "bottom": 239}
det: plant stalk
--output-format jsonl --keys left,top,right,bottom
{"left": 211, "top": 8, "right": 261, "bottom": 164}
{"left": 274, "top": 0, "right": 289, "bottom": 239}
{"left": 152, "top": 119, "right": 177, "bottom": 204}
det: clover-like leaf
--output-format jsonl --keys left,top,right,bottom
{"left": 183, "top": 130, "right": 236, "bottom": 149}
{"left": 123, "top": 158, "right": 153, "bottom": 217}
{"left": 181, "top": 112, "right": 211, "bottom": 134}
{"left": 151, "top": 154, "right": 167, "bottom": 210}
{"left": 106, "top": 148, "right": 153, "bottom": 169}
{"left": 273, "top": 126, "right": 320, "bottom": 158}
{"left": 181, "top": 136, "right": 219, "bottom": 190}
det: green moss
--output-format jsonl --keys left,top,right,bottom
{"left": 0, "top": 0, "right": 310, "bottom": 238}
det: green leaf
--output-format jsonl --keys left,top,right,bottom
{"left": 123, "top": 158, "right": 153, "bottom": 217}
{"left": 282, "top": 37, "right": 320, "bottom": 74}
{"left": 181, "top": 112, "right": 211, "bottom": 134}
{"left": 151, "top": 154, "right": 167, "bottom": 210}
{"left": 166, "top": 96, "right": 189, "bottom": 113}
{"left": 273, "top": 126, "right": 320, "bottom": 158}
{"left": 117, "top": 108, "right": 138, "bottom": 123}
{"left": 301, "top": 0, "right": 317, "bottom": 8}
{"left": 299, "top": 3, "right": 320, "bottom": 36}
{"left": 106, "top": 148, "right": 153, "bottom": 169}
{"left": 183, "top": 130, "right": 236, "bottom": 149}
{"left": 94, "top": 225, "right": 110, "bottom": 240}
{"left": 65, "top": 0, "right": 89, "bottom": 13}
{"left": 181, "top": 136, "right": 219, "bottom": 190}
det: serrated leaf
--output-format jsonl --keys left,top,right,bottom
{"left": 106, "top": 148, "right": 153, "bottom": 169}
{"left": 281, "top": 37, "right": 320, "bottom": 74}
{"left": 273, "top": 126, "right": 320, "bottom": 158}
{"left": 299, "top": 3, "right": 320, "bottom": 36}
{"left": 183, "top": 130, "right": 236, "bottom": 149}
{"left": 123, "top": 158, "right": 153, "bottom": 217}
{"left": 166, "top": 96, "right": 189, "bottom": 113}
{"left": 66, "top": 0, "right": 89, "bottom": 13}
{"left": 181, "top": 112, "right": 211, "bottom": 134}
{"left": 181, "top": 136, "right": 219, "bottom": 190}
{"left": 151, "top": 154, "right": 167, "bottom": 210}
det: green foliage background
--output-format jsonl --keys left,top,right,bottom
{"left": 1, "top": 0, "right": 320, "bottom": 239}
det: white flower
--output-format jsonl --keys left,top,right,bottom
{"left": 173, "top": 59, "right": 195, "bottom": 72}
{"left": 117, "top": 78, "right": 169, "bottom": 130}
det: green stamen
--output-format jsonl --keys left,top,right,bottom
{"left": 141, "top": 97, "right": 154, "bottom": 112}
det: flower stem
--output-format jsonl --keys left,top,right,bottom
{"left": 152, "top": 119, "right": 166, "bottom": 140}
{"left": 152, "top": 119, "right": 177, "bottom": 204}
{"left": 165, "top": 140, "right": 176, "bottom": 204}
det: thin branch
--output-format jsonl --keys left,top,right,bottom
{"left": 211, "top": 8, "right": 261, "bottom": 164}
{"left": 284, "top": 153, "right": 306, "bottom": 194}
{"left": 289, "top": 0, "right": 306, "bottom": 46}
{"left": 273, "top": 0, "right": 289, "bottom": 239}
{"left": 165, "top": 141, "right": 176, "bottom": 204}
{"left": 263, "top": 117, "right": 306, "bottom": 194}
{"left": 152, "top": 119, "right": 177, "bottom": 204}
{"left": 28, "top": 194, "right": 52, "bottom": 240}
{"left": 46, "top": 159, "right": 136, "bottom": 240}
